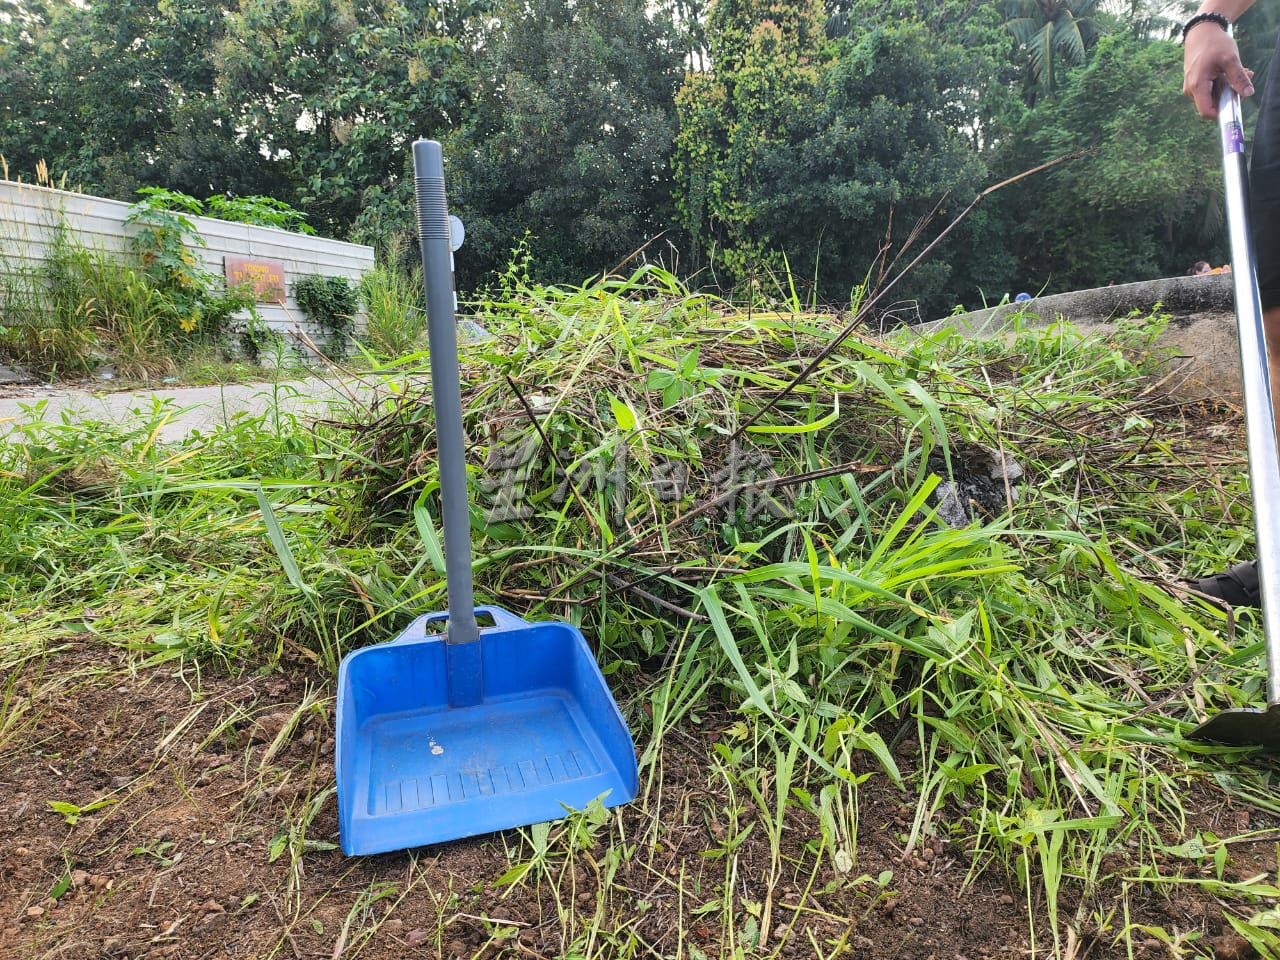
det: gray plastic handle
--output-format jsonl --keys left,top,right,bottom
{"left": 413, "top": 140, "right": 479, "bottom": 648}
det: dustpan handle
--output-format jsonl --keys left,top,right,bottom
{"left": 420, "top": 606, "right": 529, "bottom": 632}
{"left": 414, "top": 140, "right": 479, "bottom": 648}
{"left": 1217, "top": 78, "right": 1280, "bottom": 706}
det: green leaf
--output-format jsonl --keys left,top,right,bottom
{"left": 49, "top": 869, "right": 72, "bottom": 900}
{"left": 47, "top": 797, "right": 118, "bottom": 826}
{"left": 609, "top": 395, "right": 638, "bottom": 433}
{"left": 1160, "top": 835, "right": 1209, "bottom": 860}
{"left": 942, "top": 763, "right": 999, "bottom": 786}
{"left": 746, "top": 394, "right": 839, "bottom": 435}
{"left": 413, "top": 489, "right": 447, "bottom": 577}
{"left": 47, "top": 801, "right": 82, "bottom": 822}
{"left": 678, "top": 347, "right": 699, "bottom": 377}
{"left": 494, "top": 860, "right": 536, "bottom": 887}
{"left": 700, "top": 587, "right": 772, "bottom": 716}
{"left": 823, "top": 718, "right": 903, "bottom": 789}
{"left": 267, "top": 830, "right": 289, "bottom": 864}
{"left": 254, "top": 486, "right": 315, "bottom": 597}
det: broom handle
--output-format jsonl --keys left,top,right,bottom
{"left": 414, "top": 139, "right": 480, "bottom": 648}
{"left": 1218, "top": 79, "right": 1280, "bottom": 705}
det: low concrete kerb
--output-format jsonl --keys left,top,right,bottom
{"left": 913, "top": 274, "right": 1242, "bottom": 400}
{"left": 0, "top": 378, "right": 376, "bottom": 444}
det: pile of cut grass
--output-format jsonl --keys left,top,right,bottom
{"left": 3, "top": 265, "right": 1279, "bottom": 953}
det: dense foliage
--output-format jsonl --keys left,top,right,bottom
{"left": 294, "top": 273, "right": 360, "bottom": 357}
{"left": 446, "top": 0, "right": 684, "bottom": 289}
{"left": 1, "top": 0, "right": 1269, "bottom": 311}
{"left": 992, "top": 30, "right": 1224, "bottom": 290}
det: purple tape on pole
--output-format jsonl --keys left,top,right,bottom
{"left": 1225, "top": 119, "right": 1246, "bottom": 155}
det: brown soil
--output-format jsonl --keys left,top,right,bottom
{"left": 1, "top": 639, "right": 1276, "bottom": 960}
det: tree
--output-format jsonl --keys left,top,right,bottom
{"left": 213, "top": 0, "right": 486, "bottom": 234}
{"left": 672, "top": 0, "right": 833, "bottom": 279}
{"left": 674, "top": 8, "right": 1007, "bottom": 311}
{"left": 752, "top": 20, "right": 995, "bottom": 310}
{"left": 1101, "top": 0, "right": 1186, "bottom": 41}
{"left": 826, "top": 0, "right": 1019, "bottom": 151}
{"left": 662, "top": 0, "right": 711, "bottom": 72}
{"left": 0, "top": 0, "right": 279, "bottom": 199}
{"left": 992, "top": 31, "right": 1223, "bottom": 291}
{"left": 443, "top": 0, "right": 683, "bottom": 290}
{"left": 0, "top": 1, "right": 52, "bottom": 178}
{"left": 1004, "top": 0, "right": 1106, "bottom": 100}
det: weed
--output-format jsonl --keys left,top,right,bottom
{"left": 47, "top": 795, "right": 118, "bottom": 826}
{"left": 204, "top": 194, "right": 316, "bottom": 234}
{"left": 328, "top": 880, "right": 404, "bottom": 955}
{"left": 268, "top": 784, "right": 339, "bottom": 912}
{"left": 496, "top": 820, "right": 557, "bottom": 894}
{"left": 130, "top": 840, "right": 177, "bottom": 866}
{"left": 3, "top": 269, "right": 1279, "bottom": 954}
{"left": 359, "top": 264, "right": 424, "bottom": 358}
{"left": 126, "top": 188, "right": 259, "bottom": 352}
{"left": 1229, "top": 906, "right": 1280, "bottom": 954}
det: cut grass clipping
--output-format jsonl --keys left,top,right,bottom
{"left": 3, "top": 264, "right": 1279, "bottom": 954}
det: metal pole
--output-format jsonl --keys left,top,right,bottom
{"left": 1218, "top": 82, "right": 1280, "bottom": 706}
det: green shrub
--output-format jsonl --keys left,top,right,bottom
{"left": 0, "top": 184, "right": 310, "bottom": 379}
{"left": 0, "top": 258, "right": 83, "bottom": 374}
{"left": 204, "top": 195, "right": 315, "bottom": 234}
{"left": 0, "top": 226, "right": 155, "bottom": 376}
{"left": 295, "top": 274, "right": 359, "bottom": 358}
{"left": 125, "top": 188, "right": 258, "bottom": 352}
{"left": 236, "top": 313, "right": 286, "bottom": 365}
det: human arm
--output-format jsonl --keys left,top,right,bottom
{"left": 1183, "top": 1, "right": 1258, "bottom": 118}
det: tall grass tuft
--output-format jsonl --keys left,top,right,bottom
{"left": 358, "top": 263, "right": 425, "bottom": 359}
{"left": 1, "top": 222, "right": 177, "bottom": 377}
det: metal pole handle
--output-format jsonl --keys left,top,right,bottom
{"left": 413, "top": 140, "right": 479, "bottom": 649}
{"left": 1217, "top": 78, "right": 1280, "bottom": 705}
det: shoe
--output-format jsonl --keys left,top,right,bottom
{"left": 1186, "top": 560, "right": 1261, "bottom": 609}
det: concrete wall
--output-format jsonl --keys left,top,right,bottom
{"left": 0, "top": 178, "right": 374, "bottom": 346}
{"left": 915, "top": 274, "right": 1243, "bottom": 400}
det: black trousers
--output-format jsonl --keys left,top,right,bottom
{"left": 1253, "top": 33, "right": 1280, "bottom": 309}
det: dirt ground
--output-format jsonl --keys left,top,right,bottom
{"left": 2, "top": 637, "right": 1276, "bottom": 960}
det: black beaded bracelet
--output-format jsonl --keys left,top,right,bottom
{"left": 1182, "top": 11, "right": 1231, "bottom": 41}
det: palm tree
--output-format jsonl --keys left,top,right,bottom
{"left": 1005, "top": 0, "right": 1106, "bottom": 98}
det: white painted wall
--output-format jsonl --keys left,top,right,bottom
{"left": 0, "top": 179, "right": 374, "bottom": 345}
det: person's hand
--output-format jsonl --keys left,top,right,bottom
{"left": 1183, "top": 22, "right": 1255, "bottom": 119}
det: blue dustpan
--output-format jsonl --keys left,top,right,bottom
{"left": 336, "top": 606, "right": 638, "bottom": 854}
{"left": 335, "top": 141, "right": 637, "bottom": 855}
